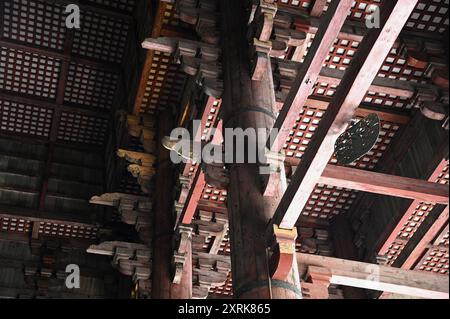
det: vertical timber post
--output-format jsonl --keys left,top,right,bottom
{"left": 221, "top": 0, "right": 302, "bottom": 299}
{"left": 152, "top": 109, "right": 193, "bottom": 299}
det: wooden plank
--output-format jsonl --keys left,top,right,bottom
{"left": 319, "top": 166, "right": 449, "bottom": 204}
{"left": 268, "top": 0, "right": 354, "bottom": 153}
{"left": 298, "top": 253, "right": 449, "bottom": 299}
{"left": 272, "top": 0, "right": 419, "bottom": 230}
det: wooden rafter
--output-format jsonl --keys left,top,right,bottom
{"left": 271, "top": 0, "right": 419, "bottom": 230}
{"left": 298, "top": 253, "right": 449, "bottom": 299}
{"left": 319, "top": 166, "right": 449, "bottom": 204}
{"left": 268, "top": 0, "right": 354, "bottom": 153}
{"left": 401, "top": 205, "right": 449, "bottom": 269}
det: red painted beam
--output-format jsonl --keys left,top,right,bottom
{"left": 182, "top": 96, "right": 219, "bottom": 177}
{"left": 272, "top": 0, "right": 419, "bottom": 230}
{"left": 379, "top": 160, "right": 449, "bottom": 256}
{"left": 319, "top": 166, "right": 449, "bottom": 205}
{"left": 180, "top": 167, "right": 206, "bottom": 225}
{"left": 310, "top": 0, "right": 328, "bottom": 17}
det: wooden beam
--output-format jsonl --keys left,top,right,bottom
{"left": 0, "top": 91, "right": 110, "bottom": 119}
{"left": 278, "top": 5, "right": 444, "bottom": 43}
{"left": 0, "top": 40, "right": 121, "bottom": 72}
{"left": 271, "top": 0, "right": 419, "bottom": 230}
{"left": 309, "top": 0, "right": 328, "bottom": 17}
{"left": 42, "top": 0, "right": 133, "bottom": 21}
{"left": 180, "top": 168, "right": 206, "bottom": 225}
{"left": 401, "top": 205, "right": 449, "bottom": 270}
{"left": 379, "top": 159, "right": 449, "bottom": 256}
{"left": 178, "top": 96, "right": 222, "bottom": 225}
{"left": 0, "top": 206, "right": 103, "bottom": 228}
{"left": 297, "top": 253, "right": 449, "bottom": 299}
{"left": 319, "top": 166, "right": 449, "bottom": 204}
{"left": 268, "top": 0, "right": 354, "bottom": 153}
{"left": 275, "top": 58, "right": 447, "bottom": 100}
{"left": 295, "top": 96, "right": 411, "bottom": 125}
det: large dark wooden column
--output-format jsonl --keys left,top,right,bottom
{"left": 221, "top": 0, "right": 301, "bottom": 299}
{"left": 152, "top": 110, "right": 192, "bottom": 299}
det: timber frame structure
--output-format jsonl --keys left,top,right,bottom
{"left": 0, "top": 0, "right": 449, "bottom": 299}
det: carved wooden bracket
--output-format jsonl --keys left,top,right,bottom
{"left": 269, "top": 224, "right": 298, "bottom": 280}
{"left": 412, "top": 86, "right": 449, "bottom": 130}
{"left": 177, "top": 0, "right": 221, "bottom": 45}
{"left": 174, "top": 175, "right": 192, "bottom": 223}
{"left": 126, "top": 114, "right": 156, "bottom": 153}
{"left": 301, "top": 266, "right": 332, "bottom": 299}
{"left": 142, "top": 37, "right": 223, "bottom": 97}
{"left": 181, "top": 56, "right": 223, "bottom": 98}
{"left": 192, "top": 252, "right": 231, "bottom": 298}
{"left": 117, "top": 149, "right": 156, "bottom": 194}
{"left": 90, "top": 193, "right": 153, "bottom": 243}
{"left": 87, "top": 241, "right": 152, "bottom": 286}
{"left": 171, "top": 225, "right": 193, "bottom": 284}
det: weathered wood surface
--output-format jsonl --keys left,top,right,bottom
{"left": 297, "top": 253, "right": 449, "bottom": 299}
{"left": 221, "top": 0, "right": 301, "bottom": 299}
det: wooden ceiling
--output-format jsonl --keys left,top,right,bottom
{"left": 0, "top": 0, "right": 448, "bottom": 299}
{"left": 0, "top": 0, "right": 139, "bottom": 147}
{"left": 139, "top": 0, "right": 448, "bottom": 298}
